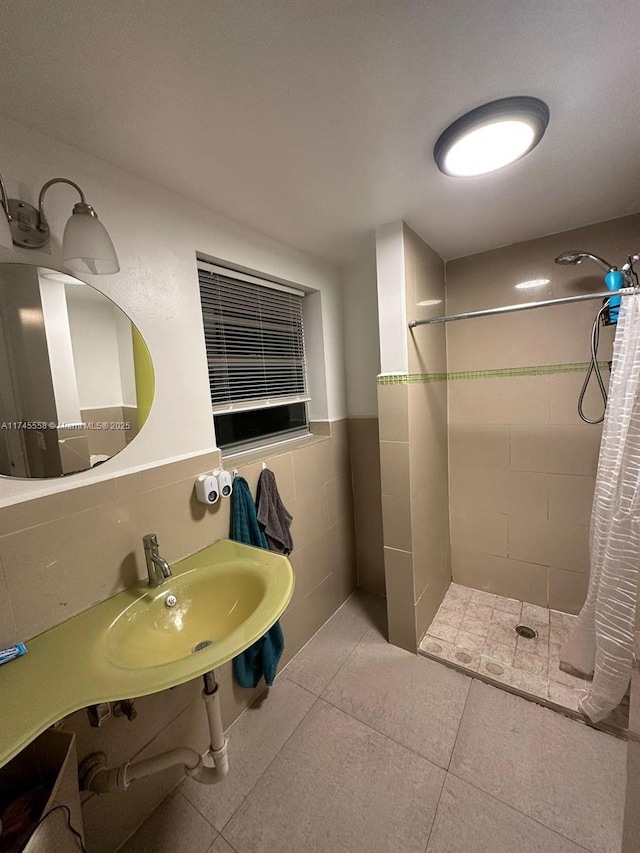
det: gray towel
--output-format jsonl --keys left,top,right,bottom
{"left": 256, "top": 469, "right": 293, "bottom": 555}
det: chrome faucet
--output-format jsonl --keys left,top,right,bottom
{"left": 143, "top": 533, "right": 172, "bottom": 588}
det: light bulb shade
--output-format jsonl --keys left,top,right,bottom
{"left": 0, "top": 206, "right": 12, "bottom": 251}
{"left": 62, "top": 208, "right": 119, "bottom": 275}
{"left": 434, "top": 96, "right": 549, "bottom": 177}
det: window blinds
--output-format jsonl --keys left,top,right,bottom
{"left": 198, "top": 263, "right": 310, "bottom": 414}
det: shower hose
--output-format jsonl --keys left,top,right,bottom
{"left": 579, "top": 300, "right": 610, "bottom": 425}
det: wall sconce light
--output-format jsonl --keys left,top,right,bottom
{"left": 0, "top": 173, "right": 119, "bottom": 274}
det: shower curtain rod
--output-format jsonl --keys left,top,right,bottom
{"left": 408, "top": 287, "right": 640, "bottom": 327}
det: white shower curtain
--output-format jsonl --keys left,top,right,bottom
{"left": 561, "top": 293, "right": 640, "bottom": 722}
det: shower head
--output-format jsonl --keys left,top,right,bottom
{"left": 554, "top": 251, "right": 616, "bottom": 273}
{"left": 554, "top": 251, "right": 583, "bottom": 265}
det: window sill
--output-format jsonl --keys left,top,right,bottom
{"left": 221, "top": 429, "right": 330, "bottom": 467}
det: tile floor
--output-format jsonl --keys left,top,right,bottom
{"left": 121, "top": 592, "right": 627, "bottom": 853}
{"left": 418, "top": 583, "right": 630, "bottom": 731}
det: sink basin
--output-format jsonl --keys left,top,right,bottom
{"left": 0, "top": 539, "right": 294, "bottom": 769}
{"left": 106, "top": 564, "right": 268, "bottom": 668}
{"left": 103, "top": 540, "right": 294, "bottom": 672}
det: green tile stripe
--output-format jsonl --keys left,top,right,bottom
{"left": 377, "top": 362, "right": 609, "bottom": 385}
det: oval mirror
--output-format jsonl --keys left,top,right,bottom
{"left": 0, "top": 264, "right": 154, "bottom": 478}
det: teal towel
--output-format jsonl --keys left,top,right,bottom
{"left": 233, "top": 620, "right": 284, "bottom": 689}
{"left": 231, "top": 477, "right": 284, "bottom": 688}
{"left": 231, "top": 476, "right": 268, "bottom": 549}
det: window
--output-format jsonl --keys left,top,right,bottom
{"left": 198, "top": 261, "right": 310, "bottom": 452}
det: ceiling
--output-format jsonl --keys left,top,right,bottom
{"left": 0, "top": 0, "right": 639, "bottom": 263}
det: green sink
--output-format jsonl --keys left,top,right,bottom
{"left": 0, "top": 539, "right": 294, "bottom": 769}
{"left": 106, "top": 562, "right": 272, "bottom": 669}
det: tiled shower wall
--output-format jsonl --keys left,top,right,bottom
{"left": 378, "top": 225, "right": 450, "bottom": 651}
{"left": 0, "top": 424, "right": 355, "bottom": 852}
{"left": 444, "top": 214, "right": 640, "bottom": 613}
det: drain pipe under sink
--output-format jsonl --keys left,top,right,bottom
{"left": 80, "top": 671, "right": 229, "bottom": 794}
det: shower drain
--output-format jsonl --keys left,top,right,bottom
{"left": 515, "top": 624, "right": 538, "bottom": 640}
{"left": 193, "top": 640, "right": 214, "bottom": 653}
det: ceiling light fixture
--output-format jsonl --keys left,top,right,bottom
{"left": 0, "top": 172, "right": 119, "bottom": 274}
{"left": 434, "top": 96, "right": 549, "bottom": 177}
{"left": 417, "top": 299, "right": 443, "bottom": 306}
{"left": 515, "top": 278, "right": 551, "bottom": 290}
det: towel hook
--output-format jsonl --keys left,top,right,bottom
{"left": 232, "top": 468, "right": 239, "bottom": 478}
{"left": 261, "top": 462, "right": 267, "bottom": 470}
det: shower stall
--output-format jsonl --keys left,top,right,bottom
{"left": 375, "top": 214, "right": 640, "bottom": 733}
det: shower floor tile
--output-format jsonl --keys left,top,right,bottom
{"left": 418, "top": 583, "right": 629, "bottom": 734}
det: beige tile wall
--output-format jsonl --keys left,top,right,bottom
{"left": 80, "top": 406, "right": 129, "bottom": 458}
{"left": 348, "top": 418, "right": 385, "bottom": 597}
{"left": 446, "top": 214, "right": 640, "bottom": 613}
{"left": 0, "top": 422, "right": 355, "bottom": 852}
{"left": 379, "top": 225, "right": 450, "bottom": 652}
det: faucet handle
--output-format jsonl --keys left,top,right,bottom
{"left": 143, "top": 533, "right": 158, "bottom": 549}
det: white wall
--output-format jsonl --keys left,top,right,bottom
{"left": 302, "top": 291, "right": 328, "bottom": 422}
{"left": 375, "top": 221, "right": 408, "bottom": 375}
{"left": 115, "top": 307, "right": 136, "bottom": 407}
{"left": 342, "top": 233, "right": 380, "bottom": 417}
{"left": 66, "top": 287, "right": 132, "bottom": 409}
{"left": 0, "top": 115, "right": 345, "bottom": 503}
{"left": 37, "top": 276, "right": 83, "bottom": 425}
